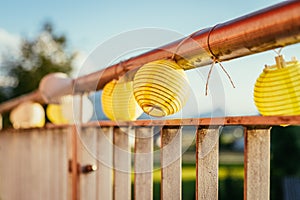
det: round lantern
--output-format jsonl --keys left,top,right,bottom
{"left": 102, "top": 79, "right": 143, "bottom": 121}
{"left": 46, "top": 104, "right": 68, "bottom": 125}
{"left": 133, "top": 59, "right": 190, "bottom": 117}
{"left": 254, "top": 55, "right": 300, "bottom": 116}
{"left": 61, "top": 95, "right": 94, "bottom": 124}
{"left": 10, "top": 101, "right": 45, "bottom": 129}
{"left": 39, "top": 73, "right": 73, "bottom": 104}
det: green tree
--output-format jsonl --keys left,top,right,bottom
{"left": 0, "top": 22, "right": 76, "bottom": 102}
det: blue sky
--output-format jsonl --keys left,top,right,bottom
{"left": 0, "top": 0, "right": 284, "bottom": 52}
{"left": 1, "top": 0, "right": 300, "bottom": 118}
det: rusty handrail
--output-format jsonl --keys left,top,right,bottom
{"left": 1, "top": 0, "right": 300, "bottom": 114}
{"left": 40, "top": 115, "right": 300, "bottom": 129}
{"left": 75, "top": 0, "right": 300, "bottom": 92}
{"left": 0, "top": 90, "right": 44, "bottom": 114}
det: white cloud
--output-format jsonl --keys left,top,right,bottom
{"left": 0, "top": 29, "right": 21, "bottom": 67}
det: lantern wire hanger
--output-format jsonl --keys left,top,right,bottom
{"left": 206, "top": 24, "right": 235, "bottom": 95}
{"left": 273, "top": 47, "right": 283, "bottom": 56}
{"left": 272, "top": 47, "right": 286, "bottom": 69}
{"left": 171, "top": 24, "right": 236, "bottom": 96}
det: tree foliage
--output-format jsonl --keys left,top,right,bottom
{"left": 270, "top": 126, "right": 300, "bottom": 200}
{"left": 0, "top": 22, "right": 76, "bottom": 102}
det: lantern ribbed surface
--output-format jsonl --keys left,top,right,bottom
{"left": 46, "top": 104, "right": 68, "bottom": 125}
{"left": 102, "top": 79, "right": 143, "bottom": 121}
{"left": 133, "top": 59, "right": 190, "bottom": 117}
{"left": 254, "top": 56, "right": 300, "bottom": 116}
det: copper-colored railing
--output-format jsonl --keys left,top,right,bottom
{"left": 1, "top": 0, "right": 300, "bottom": 113}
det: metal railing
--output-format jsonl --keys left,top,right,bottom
{"left": 1, "top": 1, "right": 300, "bottom": 200}
{"left": 1, "top": 116, "right": 300, "bottom": 199}
{"left": 0, "top": 0, "right": 300, "bottom": 113}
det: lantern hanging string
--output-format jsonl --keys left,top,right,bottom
{"left": 114, "top": 61, "right": 130, "bottom": 80}
{"left": 273, "top": 47, "right": 284, "bottom": 56}
{"left": 206, "top": 24, "right": 235, "bottom": 95}
{"left": 204, "top": 58, "right": 236, "bottom": 95}
{"left": 170, "top": 24, "right": 236, "bottom": 96}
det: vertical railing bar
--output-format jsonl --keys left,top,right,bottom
{"left": 97, "top": 126, "right": 113, "bottom": 200}
{"left": 244, "top": 126, "right": 248, "bottom": 200}
{"left": 161, "top": 126, "right": 182, "bottom": 200}
{"left": 71, "top": 125, "right": 79, "bottom": 200}
{"left": 113, "top": 126, "right": 131, "bottom": 200}
{"left": 78, "top": 127, "right": 98, "bottom": 199}
{"left": 196, "top": 126, "right": 220, "bottom": 200}
{"left": 196, "top": 126, "right": 199, "bottom": 200}
{"left": 244, "top": 126, "right": 271, "bottom": 200}
{"left": 134, "top": 126, "right": 154, "bottom": 200}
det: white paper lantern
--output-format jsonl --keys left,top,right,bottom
{"left": 39, "top": 73, "right": 73, "bottom": 104}
{"left": 10, "top": 101, "right": 45, "bottom": 129}
{"left": 61, "top": 95, "right": 94, "bottom": 124}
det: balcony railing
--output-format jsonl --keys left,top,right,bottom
{"left": 0, "top": 116, "right": 299, "bottom": 199}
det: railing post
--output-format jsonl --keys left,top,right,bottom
{"left": 113, "top": 126, "right": 131, "bottom": 200}
{"left": 71, "top": 125, "right": 79, "bottom": 200}
{"left": 244, "top": 126, "right": 271, "bottom": 200}
{"left": 134, "top": 126, "right": 154, "bottom": 200}
{"left": 77, "top": 127, "right": 98, "bottom": 200}
{"left": 161, "top": 126, "right": 182, "bottom": 200}
{"left": 97, "top": 127, "right": 113, "bottom": 200}
{"left": 196, "top": 126, "right": 220, "bottom": 200}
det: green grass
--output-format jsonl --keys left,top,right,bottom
{"left": 132, "top": 163, "right": 244, "bottom": 183}
{"left": 151, "top": 164, "right": 244, "bottom": 182}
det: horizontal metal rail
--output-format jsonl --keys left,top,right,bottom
{"left": 0, "top": 0, "right": 300, "bottom": 114}
{"left": 40, "top": 116, "right": 300, "bottom": 129}
{"left": 0, "top": 91, "right": 44, "bottom": 113}
{"left": 74, "top": 0, "right": 300, "bottom": 92}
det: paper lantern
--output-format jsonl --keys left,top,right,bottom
{"left": 133, "top": 59, "right": 190, "bottom": 117}
{"left": 254, "top": 55, "right": 300, "bottom": 116}
{"left": 46, "top": 104, "right": 68, "bottom": 125}
{"left": 39, "top": 73, "right": 73, "bottom": 104}
{"left": 10, "top": 101, "right": 45, "bottom": 129}
{"left": 61, "top": 95, "right": 94, "bottom": 124}
{"left": 102, "top": 79, "right": 143, "bottom": 121}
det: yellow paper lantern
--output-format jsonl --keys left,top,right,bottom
{"left": 46, "top": 104, "right": 68, "bottom": 125}
{"left": 102, "top": 79, "right": 143, "bottom": 121}
{"left": 254, "top": 55, "right": 300, "bottom": 116}
{"left": 10, "top": 101, "right": 45, "bottom": 129}
{"left": 133, "top": 59, "right": 190, "bottom": 117}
